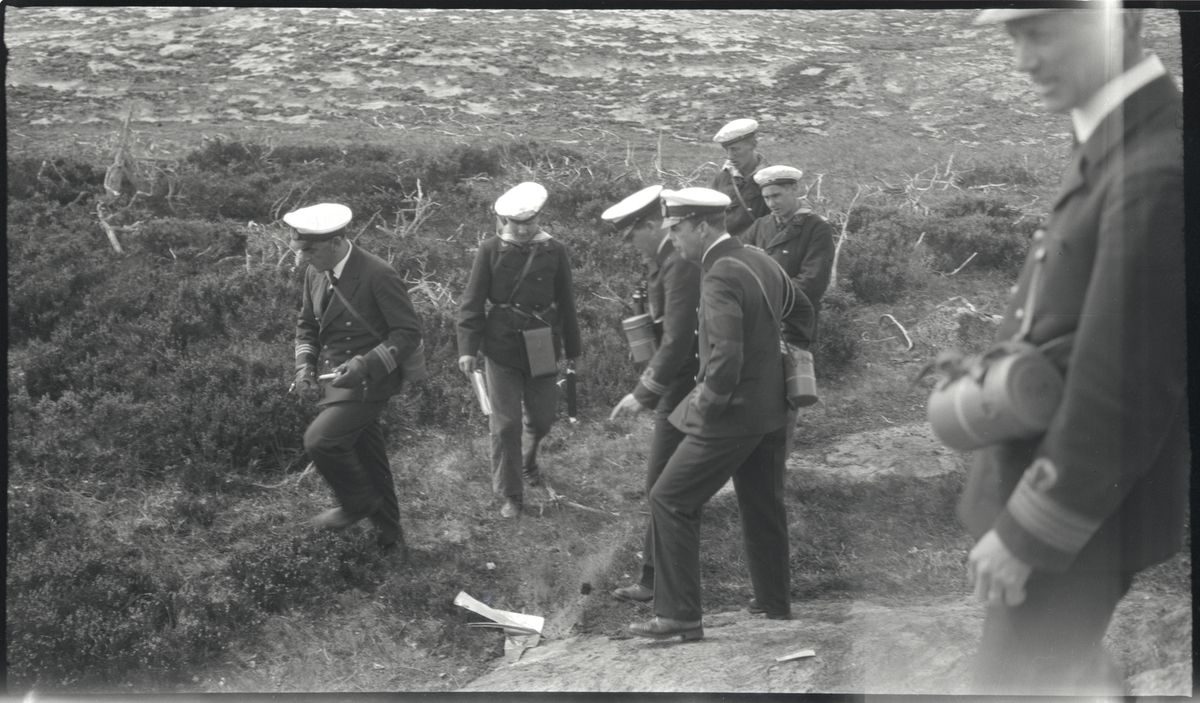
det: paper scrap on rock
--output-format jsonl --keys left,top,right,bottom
{"left": 776, "top": 648, "right": 816, "bottom": 662}
{"left": 454, "top": 591, "right": 544, "bottom": 663}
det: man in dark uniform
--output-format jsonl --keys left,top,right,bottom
{"left": 961, "top": 7, "right": 1187, "bottom": 696}
{"left": 744, "top": 164, "right": 834, "bottom": 451}
{"left": 457, "top": 182, "right": 582, "bottom": 519}
{"left": 709, "top": 118, "right": 771, "bottom": 238}
{"left": 289, "top": 203, "right": 425, "bottom": 559}
{"left": 602, "top": 185, "right": 702, "bottom": 604}
{"left": 627, "top": 188, "right": 794, "bottom": 641}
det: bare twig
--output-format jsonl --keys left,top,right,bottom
{"left": 879, "top": 314, "right": 914, "bottom": 351}
{"left": 96, "top": 202, "right": 125, "bottom": 254}
{"left": 946, "top": 252, "right": 977, "bottom": 276}
{"left": 829, "top": 185, "right": 866, "bottom": 290}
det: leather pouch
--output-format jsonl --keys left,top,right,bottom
{"left": 521, "top": 325, "right": 557, "bottom": 379}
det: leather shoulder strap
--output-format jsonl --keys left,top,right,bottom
{"left": 330, "top": 283, "right": 386, "bottom": 344}
{"left": 504, "top": 244, "right": 541, "bottom": 305}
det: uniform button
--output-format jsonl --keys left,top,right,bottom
{"left": 1009, "top": 285, "right": 1019, "bottom": 295}
{"left": 1014, "top": 308, "right": 1025, "bottom": 319}
{"left": 346, "top": 321, "right": 352, "bottom": 326}
{"left": 1034, "top": 247, "right": 1046, "bottom": 260}
{"left": 1033, "top": 229, "right": 1045, "bottom": 241}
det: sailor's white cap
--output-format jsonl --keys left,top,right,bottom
{"left": 713, "top": 118, "right": 759, "bottom": 146}
{"left": 601, "top": 185, "right": 665, "bottom": 237}
{"left": 660, "top": 187, "right": 732, "bottom": 229}
{"left": 494, "top": 182, "right": 548, "bottom": 222}
{"left": 284, "top": 203, "right": 353, "bottom": 241}
{"left": 753, "top": 165, "right": 804, "bottom": 188}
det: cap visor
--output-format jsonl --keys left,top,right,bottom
{"left": 661, "top": 216, "right": 685, "bottom": 229}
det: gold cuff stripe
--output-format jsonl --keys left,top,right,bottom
{"left": 372, "top": 344, "right": 398, "bottom": 374}
{"left": 1007, "top": 478, "right": 1101, "bottom": 554}
{"left": 295, "top": 343, "right": 318, "bottom": 357}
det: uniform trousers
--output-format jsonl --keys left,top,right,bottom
{"left": 636, "top": 376, "right": 695, "bottom": 589}
{"left": 485, "top": 357, "right": 558, "bottom": 499}
{"left": 972, "top": 567, "right": 1135, "bottom": 696}
{"left": 304, "top": 400, "right": 402, "bottom": 544}
{"left": 649, "top": 425, "right": 790, "bottom": 622}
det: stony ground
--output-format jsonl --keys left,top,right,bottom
{"left": 5, "top": 7, "right": 1190, "bottom": 696}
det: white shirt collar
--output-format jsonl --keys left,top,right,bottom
{"left": 332, "top": 240, "right": 353, "bottom": 280}
{"left": 703, "top": 233, "right": 732, "bottom": 262}
{"left": 1071, "top": 54, "right": 1165, "bottom": 146}
{"left": 499, "top": 229, "right": 552, "bottom": 245}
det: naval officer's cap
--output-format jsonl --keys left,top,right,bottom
{"left": 601, "top": 185, "right": 664, "bottom": 238}
{"left": 753, "top": 165, "right": 804, "bottom": 188}
{"left": 713, "top": 118, "right": 759, "bottom": 147}
{"left": 494, "top": 182, "right": 548, "bottom": 222}
{"left": 660, "top": 188, "right": 732, "bottom": 229}
{"left": 284, "top": 203, "right": 353, "bottom": 241}
{"left": 973, "top": 6, "right": 1108, "bottom": 24}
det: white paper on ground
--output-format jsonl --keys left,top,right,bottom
{"left": 454, "top": 591, "right": 545, "bottom": 663}
{"left": 775, "top": 648, "right": 816, "bottom": 662}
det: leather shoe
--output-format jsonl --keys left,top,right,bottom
{"left": 312, "top": 507, "right": 367, "bottom": 531}
{"left": 627, "top": 616, "right": 703, "bottom": 641}
{"left": 380, "top": 539, "right": 409, "bottom": 564}
{"left": 523, "top": 466, "right": 543, "bottom": 486}
{"left": 612, "top": 583, "right": 654, "bottom": 603}
{"left": 748, "top": 598, "right": 792, "bottom": 620}
{"left": 500, "top": 498, "right": 522, "bottom": 519}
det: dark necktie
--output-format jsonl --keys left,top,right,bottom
{"left": 321, "top": 272, "right": 338, "bottom": 315}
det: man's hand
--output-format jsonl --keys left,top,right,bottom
{"left": 292, "top": 366, "right": 320, "bottom": 402}
{"left": 609, "top": 392, "right": 648, "bottom": 421}
{"left": 458, "top": 355, "right": 477, "bottom": 375}
{"left": 968, "top": 528, "right": 1033, "bottom": 607}
{"left": 330, "top": 356, "right": 368, "bottom": 389}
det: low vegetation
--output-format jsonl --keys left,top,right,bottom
{"left": 9, "top": 137, "right": 1183, "bottom": 693}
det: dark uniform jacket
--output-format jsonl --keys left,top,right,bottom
{"left": 957, "top": 73, "right": 1188, "bottom": 575}
{"left": 632, "top": 239, "right": 701, "bottom": 411}
{"left": 669, "top": 237, "right": 790, "bottom": 438}
{"left": 295, "top": 243, "right": 424, "bottom": 404}
{"left": 457, "top": 234, "right": 582, "bottom": 373}
{"left": 710, "top": 154, "right": 770, "bottom": 238}
{"left": 744, "top": 209, "right": 836, "bottom": 347}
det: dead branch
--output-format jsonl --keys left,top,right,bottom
{"left": 96, "top": 202, "right": 125, "bottom": 254}
{"left": 879, "top": 314, "right": 914, "bottom": 351}
{"left": 829, "top": 185, "right": 866, "bottom": 290}
{"left": 946, "top": 252, "right": 977, "bottom": 276}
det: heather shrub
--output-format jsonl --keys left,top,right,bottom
{"left": 8, "top": 200, "right": 114, "bottom": 345}
{"left": 812, "top": 287, "right": 860, "bottom": 379}
{"left": 954, "top": 161, "right": 1041, "bottom": 189}
{"left": 841, "top": 218, "right": 931, "bottom": 304}
{"left": 6, "top": 156, "right": 105, "bottom": 204}
{"left": 225, "top": 531, "right": 386, "bottom": 613}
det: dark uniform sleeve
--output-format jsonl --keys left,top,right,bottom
{"left": 994, "top": 151, "right": 1187, "bottom": 572}
{"left": 633, "top": 255, "right": 701, "bottom": 407}
{"left": 456, "top": 243, "right": 492, "bottom": 359}
{"left": 795, "top": 216, "right": 836, "bottom": 307}
{"left": 555, "top": 242, "right": 582, "bottom": 359}
{"left": 359, "top": 267, "right": 423, "bottom": 382}
{"left": 294, "top": 268, "right": 320, "bottom": 371}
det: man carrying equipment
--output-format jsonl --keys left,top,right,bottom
{"left": 603, "top": 185, "right": 702, "bottom": 605}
